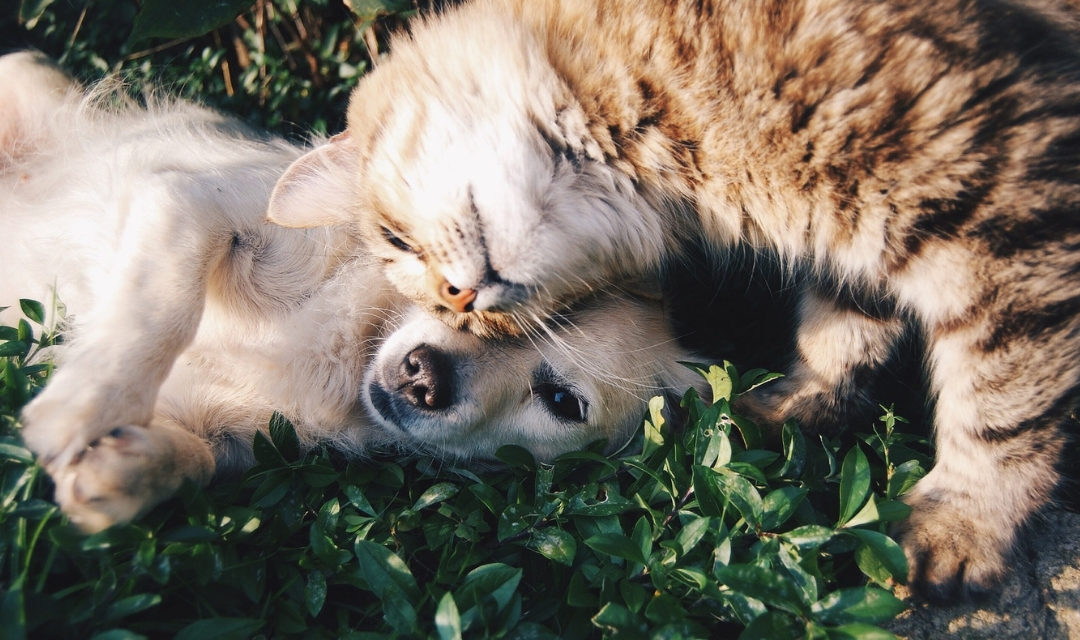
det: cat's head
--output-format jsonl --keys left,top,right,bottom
{"left": 362, "top": 292, "right": 708, "bottom": 462}
{"left": 267, "top": 8, "right": 671, "bottom": 337}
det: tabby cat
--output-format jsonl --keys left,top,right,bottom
{"left": 268, "top": 0, "right": 1080, "bottom": 601}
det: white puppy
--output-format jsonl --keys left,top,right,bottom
{"left": 0, "top": 52, "right": 705, "bottom": 532}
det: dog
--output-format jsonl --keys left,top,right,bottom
{"left": 0, "top": 51, "right": 705, "bottom": 532}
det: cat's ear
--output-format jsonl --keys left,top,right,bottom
{"left": 267, "top": 132, "right": 359, "bottom": 228}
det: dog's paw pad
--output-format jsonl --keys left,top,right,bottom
{"left": 52, "top": 425, "right": 167, "bottom": 533}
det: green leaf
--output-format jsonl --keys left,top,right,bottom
{"left": 18, "top": 0, "right": 56, "bottom": 28}
{"left": 413, "top": 482, "right": 459, "bottom": 510}
{"left": 0, "top": 441, "right": 34, "bottom": 464}
{"left": 776, "top": 421, "right": 807, "bottom": 478}
{"left": 643, "top": 591, "right": 687, "bottom": 625}
{"left": 874, "top": 500, "right": 912, "bottom": 523}
{"left": 643, "top": 395, "right": 667, "bottom": 456}
{"left": 527, "top": 527, "right": 576, "bottom": 566}
{"left": 436, "top": 592, "right": 462, "bottom": 640}
{"left": 701, "top": 363, "right": 734, "bottom": 402}
{"left": 305, "top": 571, "right": 327, "bottom": 617}
{"left": 251, "top": 431, "right": 287, "bottom": 467}
{"left": 1, "top": 581, "right": 26, "bottom": 640}
{"left": 348, "top": 0, "right": 414, "bottom": 23}
{"left": 353, "top": 540, "right": 420, "bottom": 634}
{"left": 353, "top": 540, "right": 420, "bottom": 598}
{"left": 714, "top": 564, "right": 809, "bottom": 614}
{"left": 584, "top": 533, "right": 646, "bottom": 565}
{"left": 17, "top": 300, "right": 44, "bottom": 325}
{"left": 888, "top": 459, "right": 926, "bottom": 499}
{"left": 847, "top": 529, "right": 908, "bottom": 584}
{"left": 811, "top": 586, "right": 906, "bottom": 625}
{"left": 736, "top": 369, "right": 784, "bottom": 396}
{"left": 268, "top": 413, "right": 300, "bottom": 461}
{"left": 90, "top": 630, "right": 148, "bottom": 640}
{"left": 591, "top": 602, "right": 646, "bottom": 638}
{"left": 174, "top": 618, "right": 264, "bottom": 640}
{"left": 694, "top": 466, "right": 762, "bottom": 528}
{"left": 495, "top": 444, "right": 536, "bottom": 470}
{"left": 837, "top": 446, "right": 871, "bottom": 526}
{"left": 0, "top": 341, "right": 29, "bottom": 358}
{"left": 129, "top": 0, "right": 254, "bottom": 43}
{"left": 781, "top": 525, "right": 835, "bottom": 550}
{"left": 738, "top": 610, "right": 801, "bottom": 640}
{"left": 457, "top": 563, "right": 522, "bottom": 619}
{"left": 103, "top": 593, "right": 161, "bottom": 621}
{"left": 16, "top": 319, "right": 31, "bottom": 343}
{"left": 673, "top": 515, "right": 712, "bottom": 557}
{"left": 842, "top": 493, "right": 881, "bottom": 529}
{"left": 343, "top": 484, "right": 378, "bottom": 517}
{"left": 825, "top": 622, "right": 900, "bottom": 639}
{"left": 760, "top": 487, "right": 807, "bottom": 531}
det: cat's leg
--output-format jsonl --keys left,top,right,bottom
{"left": 50, "top": 419, "right": 215, "bottom": 533}
{"left": 735, "top": 288, "right": 905, "bottom": 435}
{"left": 20, "top": 174, "right": 236, "bottom": 482}
{"left": 896, "top": 311, "right": 1076, "bottom": 601}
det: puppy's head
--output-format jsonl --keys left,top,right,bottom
{"left": 362, "top": 293, "right": 707, "bottom": 462}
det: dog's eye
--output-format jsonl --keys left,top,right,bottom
{"left": 381, "top": 226, "right": 416, "bottom": 253}
{"left": 535, "top": 382, "right": 588, "bottom": 423}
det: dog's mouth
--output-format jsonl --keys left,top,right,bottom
{"left": 365, "top": 384, "right": 406, "bottom": 432}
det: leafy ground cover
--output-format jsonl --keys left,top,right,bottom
{"left": 3, "top": 1, "right": 933, "bottom": 637}
{"left": 0, "top": 301, "right": 931, "bottom": 638}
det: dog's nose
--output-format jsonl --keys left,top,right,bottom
{"left": 397, "top": 345, "right": 453, "bottom": 410}
{"left": 438, "top": 279, "right": 477, "bottom": 313}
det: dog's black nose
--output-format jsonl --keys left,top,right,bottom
{"left": 397, "top": 345, "right": 453, "bottom": 410}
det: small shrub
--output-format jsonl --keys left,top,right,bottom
{"left": 0, "top": 302, "right": 930, "bottom": 638}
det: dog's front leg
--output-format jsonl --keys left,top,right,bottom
{"left": 21, "top": 172, "right": 237, "bottom": 510}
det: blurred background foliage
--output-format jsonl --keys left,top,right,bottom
{"left": 2, "top": 0, "right": 454, "bottom": 137}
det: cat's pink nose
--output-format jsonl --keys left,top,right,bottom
{"left": 439, "top": 280, "right": 477, "bottom": 313}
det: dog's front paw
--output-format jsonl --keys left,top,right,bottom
{"left": 20, "top": 390, "right": 99, "bottom": 473}
{"left": 50, "top": 424, "right": 214, "bottom": 533}
{"left": 19, "top": 370, "right": 145, "bottom": 474}
{"left": 893, "top": 485, "right": 1015, "bottom": 603}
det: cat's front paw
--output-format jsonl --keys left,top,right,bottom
{"left": 893, "top": 486, "right": 1016, "bottom": 603}
{"left": 733, "top": 376, "right": 862, "bottom": 437}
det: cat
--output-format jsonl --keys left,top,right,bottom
{"left": 267, "top": 0, "right": 1080, "bottom": 601}
{"left": 1, "top": 51, "right": 704, "bottom": 532}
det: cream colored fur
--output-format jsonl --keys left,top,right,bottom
{"left": 1, "top": 52, "right": 705, "bottom": 532}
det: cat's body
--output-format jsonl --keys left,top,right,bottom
{"left": 2, "top": 51, "right": 703, "bottom": 533}
{"left": 270, "top": 0, "right": 1080, "bottom": 600}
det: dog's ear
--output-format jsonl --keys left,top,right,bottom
{"left": 267, "top": 132, "right": 358, "bottom": 228}
{"left": 619, "top": 273, "right": 664, "bottom": 303}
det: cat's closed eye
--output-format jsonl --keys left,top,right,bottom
{"left": 380, "top": 225, "right": 416, "bottom": 253}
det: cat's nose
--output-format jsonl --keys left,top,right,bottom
{"left": 438, "top": 279, "right": 477, "bottom": 313}
{"left": 397, "top": 345, "right": 453, "bottom": 410}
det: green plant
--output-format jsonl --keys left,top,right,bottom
{"left": 3, "top": 3, "right": 932, "bottom": 637}
{"left": 5, "top": 0, "right": 420, "bottom": 136}
{"left": 0, "top": 300, "right": 930, "bottom": 638}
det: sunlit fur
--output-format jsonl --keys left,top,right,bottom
{"left": 0, "top": 52, "right": 705, "bottom": 533}
{"left": 285, "top": 0, "right": 1080, "bottom": 601}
